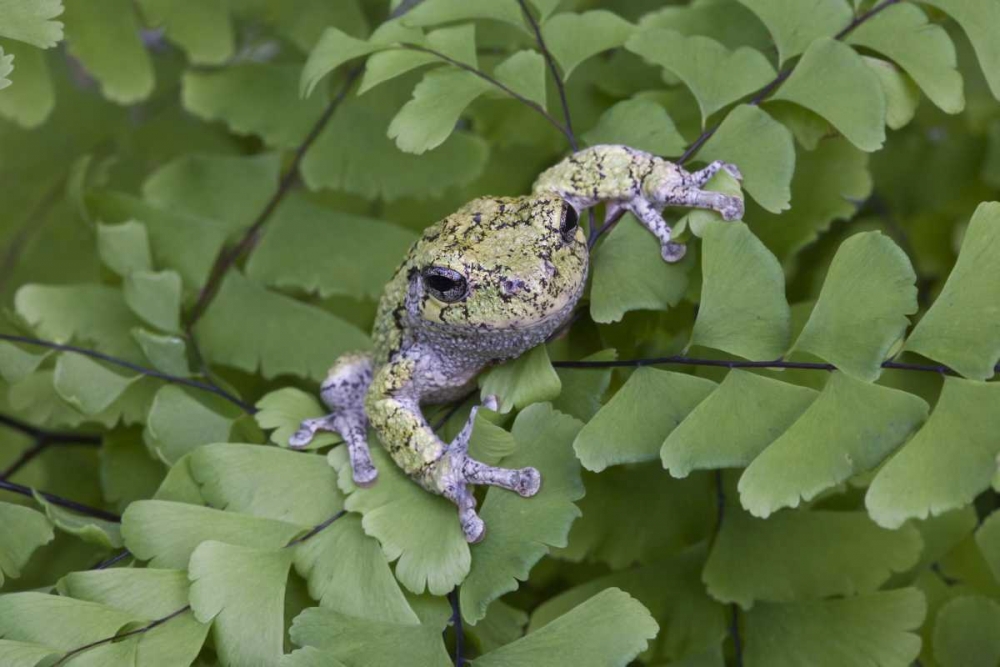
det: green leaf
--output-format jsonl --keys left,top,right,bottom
{"left": 121, "top": 499, "right": 303, "bottom": 569}
{"left": 479, "top": 345, "right": 561, "bottom": 413}
{"left": 769, "top": 38, "right": 886, "bottom": 152}
{"left": 99, "top": 433, "right": 166, "bottom": 511}
{"left": 791, "top": 231, "right": 917, "bottom": 381}
{"left": 705, "top": 508, "right": 922, "bottom": 607}
{"left": 194, "top": 271, "right": 370, "bottom": 382}
{"left": 542, "top": 11, "right": 635, "bottom": 81}
{"left": 96, "top": 220, "right": 152, "bottom": 277}
{"left": 0, "top": 341, "right": 49, "bottom": 383}
{"left": 144, "top": 386, "right": 236, "bottom": 464}
{"left": 626, "top": 29, "right": 774, "bottom": 125}
{"left": 400, "top": 0, "right": 526, "bottom": 32}
{"left": 750, "top": 138, "right": 871, "bottom": 265}
{"left": 0, "top": 45, "right": 12, "bottom": 89}
{"left": 0, "top": 640, "right": 58, "bottom": 667}
{"left": 662, "top": 370, "right": 818, "bottom": 477}
{"left": 281, "top": 647, "right": 348, "bottom": 667}
{"left": 920, "top": 0, "right": 1000, "bottom": 101}
{"left": 552, "top": 349, "right": 616, "bottom": 423}
{"left": 977, "top": 510, "right": 1000, "bottom": 586}
{"left": 62, "top": 0, "right": 154, "bottom": 103}
{"left": 329, "top": 441, "right": 469, "bottom": 595}
{"left": 743, "top": 589, "right": 925, "bottom": 667}
{"left": 183, "top": 64, "right": 329, "bottom": 148}
{"left": 932, "top": 595, "right": 1000, "bottom": 667}
{"left": 690, "top": 221, "right": 790, "bottom": 360}
{"left": 590, "top": 215, "right": 693, "bottom": 323}
{"left": 190, "top": 444, "right": 342, "bottom": 527}
{"left": 246, "top": 195, "right": 417, "bottom": 301}
{"left": 866, "top": 378, "right": 1000, "bottom": 528}
{"left": 301, "top": 27, "right": 383, "bottom": 98}
{"left": 53, "top": 353, "right": 139, "bottom": 415}
{"left": 136, "top": 0, "right": 234, "bottom": 65}
{"left": 864, "top": 58, "right": 920, "bottom": 131}
{"left": 476, "top": 588, "right": 658, "bottom": 667}
{"left": 189, "top": 541, "right": 294, "bottom": 667}
{"left": 0, "top": 502, "right": 54, "bottom": 586}
{"left": 461, "top": 405, "right": 583, "bottom": 623}
{"left": 123, "top": 270, "right": 182, "bottom": 333}
{"left": 294, "top": 513, "right": 417, "bottom": 623}
{"left": 32, "top": 493, "right": 122, "bottom": 548}
{"left": 697, "top": 104, "right": 795, "bottom": 213}
{"left": 359, "top": 24, "right": 476, "bottom": 94}
{"left": 142, "top": 153, "right": 280, "bottom": 237}
{"left": 0, "top": 41, "right": 54, "bottom": 127}
{"left": 132, "top": 329, "right": 190, "bottom": 377}
{"left": 15, "top": 283, "right": 144, "bottom": 360}
{"left": 574, "top": 368, "right": 716, "bottom": 472}
{"left": 495, "top": 50, "right": 546, "bottom": 109}
{"left": 739, "top": 372, "right": 929, "bottom": 518}
{"left": 467, "top": 413, "right": 518, "bottom": 466}
{"left": 558, "top": 464, "right": 714, "bottom": 569}
{"left": 0, "top": 592, "right": 134, "bottom": 649}
{"left": 288, "top": 606, "right": 451, "bottom": 666}
{"left": 255, "top": 387, "right": 340, "bottom": 450}
{"left": 735, "top": 0, "right": 852, "bottom": 65}
{"left": 301, "top": 79, "right": 489, "bottom": 201}
{"left": 388, "top": 69, "right": 492, "bottom": 154}
{"left": 846, "top": 3, "right": 963, "bottom": 114}
{"left": 582, "top": 97, "right": 687, "bottom": 156}
{"left": 0, "top": 0, "right": 63, "bottom": 48}
{"left": 531, "top": 545, "right": 723, "bottom": 663}
{"left": 903, "top": 202, "right": 1000, "bottom": 380}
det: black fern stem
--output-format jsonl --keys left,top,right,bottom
{"left": 448, "top": 589, "right": 466, "bottom": 666}
{"left": 550, "top": 355, "right": 996, "bottom": 377}
{"left": 0, "top": 412, "right": 101, "bottom": 445}
{"left": 0, "top": 333, "right": 255, "bottom": 413}
{"left": 516, "top": 0, "right": 578, "bottom": 151}
{"left": 679, "top": 0, "right": 902, "bottom": 164}
{"left": 0, "top": 479, "right": 121, "bottom": 522}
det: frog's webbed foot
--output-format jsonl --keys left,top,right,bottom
{"left": 436, "top": 395, "right": 541, "bottom": 543}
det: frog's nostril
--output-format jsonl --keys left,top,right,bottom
{"left": 501, "top": 277, "right": 526, "bottom": 296}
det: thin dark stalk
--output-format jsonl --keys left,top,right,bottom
{"left": 185, "top": 66, "right": 362, "bottom": 328}
{"left": 399, "top": 44, "right": 575, "bottom": 145}
{"left": 0, "top": 479, "right": 121, "bottom": 522}
{"left": 550, "top": 355, "right": 985, "bottom": 376}
{"left": 0, "top": 333, "right": 255, "bottom": 413}
{"left": 448, "top": 589, "right": 465, "bottom": 667}
{"left": 679, "top": 0, "right": 901, "bottom": 164}
{"left": 93, "top": 549, "right": 132, "bottom": 570}
{"left": 587, "top": 208, "right": 626, "bottom": 248}
{"left": 1, "top": 439, "right": 49, "bottom": 479}
{"left": 285, "top": 510, "right": 347, "bottom": 547}
{"left": 50, "top": 606, "right": 192, "bottom": 667}
{"left": 730, "top": 603, "right": 744, "bottom": 667}
{"left": 516, "top": 0, "right": 578, "bottom": 151}
{"left": 0, "top": 413, "right": 101, "bottom": 445}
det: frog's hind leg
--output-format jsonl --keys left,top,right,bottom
{"left": 688, "top": 160, "right": 743, "bottom": 187}
{"left": 289, "top": 353, "right": 378, "bottom": 487}
{"left": 628, "top": 198, "right": 688, "bottom": 263}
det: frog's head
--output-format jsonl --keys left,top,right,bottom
{"left": 409, "top": 195, "right": 588, "bottom": 337}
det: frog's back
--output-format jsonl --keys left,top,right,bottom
{"left": 533, "top": 145, "right": 657, "bottom": 202}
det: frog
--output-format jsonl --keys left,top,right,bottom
{"left": 533, "top": 144, "right": 744, "bottom": 262}
{"left": 290, "top": 195, "right": 589, "bottom": 543}
{"left": 290, "top": 147, "right": 744, "bottom": 543}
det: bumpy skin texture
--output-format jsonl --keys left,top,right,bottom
{"left": 291, "top": 195, "right": 588, "bottom": 542}
{"left": 291, "top": 146, "right": 744, "bottom": 542}
{"left": 533, "top": 144, "right": 744, "bottom": 262}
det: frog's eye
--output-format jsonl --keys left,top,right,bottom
{"left": 422, "top": 266, "right": 468, "bottom": 303}
{"left": 560, "top": 204, "right": 579, "bottom": 240}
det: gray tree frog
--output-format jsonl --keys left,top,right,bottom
{"left": 290, "top": 146, "right": 744, "bottom": 542}
{"left": 534, "top": 144, "right": 744, "bottom": 261}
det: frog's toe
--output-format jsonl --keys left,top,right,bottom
{"left": 353, "top": 464, "right": 378, "bottom": 488}
{"left": 515, "top": 467, "right": 541, "bottom": 497}
{"left": 288, "top": 429, "right": 313, "bottom": 449}
{"left": 460, "top": 508, "right": 486, "bottom": 543}
{"left": 662, "top": 242, "right": 687, "bottom": 263}
{"left": 721, "top": 196, "right": 744, "bottom": 221}
{"left": 724, "top": 162, "right": 743, "bottom": 182}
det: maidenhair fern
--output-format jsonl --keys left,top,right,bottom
{"left": 1, "top": 0, "right": 999, "bottom": 666}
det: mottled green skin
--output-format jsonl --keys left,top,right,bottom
{"left": 294, "top": 194, "right": 587, "bottom": 542}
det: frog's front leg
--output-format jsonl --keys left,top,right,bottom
{"left": 289, "top": 353, "right": 378, "bottom": 487}
{"left": 367, "top": 367, "right": 540, "bottom": 542}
